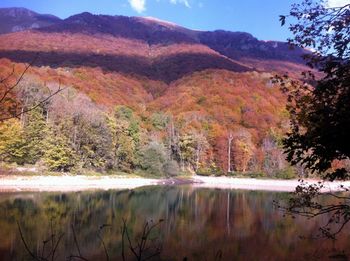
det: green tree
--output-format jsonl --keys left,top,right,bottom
{"left": 178, "top": 130, "right": 209, "bottom": 171}
{"left": 0, "top": 119, "right": 26, "bottom": 163}
{"left": 43, "top": 125, "right": 77, "bottom": 171}
{"left": 22, "top": 108, "right": 48, "bottom": 164}
{"left": 278, "top": 0, "right": 350, "bottom": 180}
{"left": 276, "top": 0, "right": 350, "bottom": 240}
{"left": 139, "top": 141, "right": 167, "bottom": 176}
{"left": 179, "top": 132, "right": 196, "bottom": 170}
{"left": 68, "top": 114, "right": 114, "bottom": 171}
{"left": 0, "top": 108, "right": 48, "bottom": 165}
{"left": 163, "top": 160, "right": 180, "bottom": 177}
{"left": 109, "top": 105, "right": 148, "bottom": 172}
{"left": 150, "top": 112, "right": 169, "bottom": 130}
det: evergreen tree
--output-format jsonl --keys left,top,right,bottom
{"left": 0, "top": 119, "right": 26, "bottom": 164}
{"left": 43, "top": 125, "right": 77, "bottom": 171}
{"left": 22, "top": 108, "right": 48, "bottom": 164}
{"left": 109, "top": 106, "right": 142, "bottom": 173}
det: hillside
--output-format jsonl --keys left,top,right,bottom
{"left": 0, "top": 8, "right": 308, "bottom": 175}
{"left": 0, "top": 7, "right": 61, "bottom": 34}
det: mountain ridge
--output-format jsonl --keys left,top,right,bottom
{"left": 0, "top": 7, "right": 307, "bottom": 66}
{"left": 0, "top": 7, "right": 61, "bottom": 34}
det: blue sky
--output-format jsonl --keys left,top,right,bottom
{"left": 0, "top": 0, "right": 307, "bottom": 41}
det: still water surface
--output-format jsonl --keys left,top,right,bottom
{"left": 0, "top": 186, "right": 349, "bottom": 260}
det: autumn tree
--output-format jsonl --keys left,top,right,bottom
{"left": 261, "top": 135, "right": 285, "bottom": 176}
{"left": 0, "top": 61, "right": 62, "bottom": 122}
{"left": 232, "top": 128, "right": 255, "bottom": 173}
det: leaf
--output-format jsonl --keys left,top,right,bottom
{"left": 279, "top": 15, "right": 286, "bottom": 26}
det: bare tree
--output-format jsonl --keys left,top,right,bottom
{"left": 0, "top": 59, "right": 63, "bottom": 122}
{"left": 121, "top": 219, "right": 163, "bottom": 261}
{"left": 274, "top": 181, "right": 350, "bottom": 240}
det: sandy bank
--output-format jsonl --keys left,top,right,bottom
{"left": 0, "top": 175, "right": 159, "bottom": 192}
{"left": 1, "top": 175, "right": 350, "bottom": 192}
{"left": 192, "top": 176, "right": 350, "bottom": 192}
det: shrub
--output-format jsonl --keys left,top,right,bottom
{"left": 196, "top": 167, "right": 212, "bottom": 176}
{"left": 163, "top": 160, "right": 179, "bottom": 177}
{"left": 139, "top": 142, "right": 167, "bottom": 176}
{"left": 275, "top": 167, "right": 296, "bottom": 179}
{"left": 196, "top": 166, "right": 224, "bottom": 176}
{"left": 247, "top": 172, "right": 265, "bottom": 178}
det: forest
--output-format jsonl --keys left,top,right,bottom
{"left": 0, "top": 65, "right": 298, "bottom": 178}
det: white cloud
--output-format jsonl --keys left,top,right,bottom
{"left": 169, "top": 0, "right": 191, "bottom": 8}
{"left": 127, "top": 0, "right": 193, "bottom": 13}
{"left": 327, "top": 0, "right": 350, "bottom": 8}
{"left": 128, "top": 0, "right": 146, "bottom": 13}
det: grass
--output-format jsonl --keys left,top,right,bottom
{"left": 0, "top": 162, "right": 299, "bottom": 180}
{"left": 0, "top": 163, "right": 162, "bottom": 179}
{"left": 196, "top": 170, "right": 298, "bottom": 180}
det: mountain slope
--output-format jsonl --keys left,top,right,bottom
{"left": 37, "top": 12, "right": 196, "bottom": 45}
{"left": 0, "top": 7, "right": 61, "bottom": 34}
{"left": 0, "top": 8, "right": 309, "bottom": 172}
{"left": 0, "top": 9, "right": 310, "bottom": 76}
{"left": 0, "top": 32, "right": 251, "bottom": 84}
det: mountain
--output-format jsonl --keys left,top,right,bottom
{"left": 38, "top": 12, "right": 197, "bottom": 45}
{"left": 0, "top": 10, "right": 310, "bottom": 82}
{"left": 34, "top": 11, "right": 308, "bottom": 64}
{"left": 0, "top": 7, "right": 61, "bottom": 34}
{"left": 0, "top": 8, "right": 309, "bottom": 171}
{"left": 198, "top": 30, "right": 308, "bottom": 73}
{"left": 0, "top": 8, "right": 310, "bottom": 106}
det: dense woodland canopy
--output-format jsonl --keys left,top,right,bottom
{"left": 0, "top": 4, "right": 338, "bottom": 178}
{"left": 0, "top": 62, "right": 299, "bottom": 177}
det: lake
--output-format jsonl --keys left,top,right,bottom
{"left": 0, "top": 186, "right": 349, "bottom": 260}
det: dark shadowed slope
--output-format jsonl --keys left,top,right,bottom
{"left": 198, "top": 30, "right": 307, "bottom": 63}
{"left": 0, "top": 49, "right": 251, "bottom": 83}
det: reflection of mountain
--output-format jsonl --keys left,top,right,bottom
{"left": 0, "top": 188, "right": 344, "bottom": 260}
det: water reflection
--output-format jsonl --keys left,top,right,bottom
{"left": 0, "top": 186, "right": 349, "bottom": 260}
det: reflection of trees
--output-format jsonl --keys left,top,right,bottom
{"left": 276, "top": 182, "right": 350, "bottom": 240}
{"left": 0, "top": 187, "right": 349, "bottom": 260}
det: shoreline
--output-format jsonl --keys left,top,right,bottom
{"left": 0, "top": 175, "right": 349, "bottom": 192}
{"left": 0, "top": 175, "right": 159, "bottom": 192}
{"left": 192, "top": 176, "right": 350, "bottom": 192}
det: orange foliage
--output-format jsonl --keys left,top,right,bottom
{"left": 0, "top": 27, "right": 295, "bottom": 172}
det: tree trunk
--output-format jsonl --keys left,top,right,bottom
{"left": 227, "top": 132, "right": 233, "bottom": 173}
